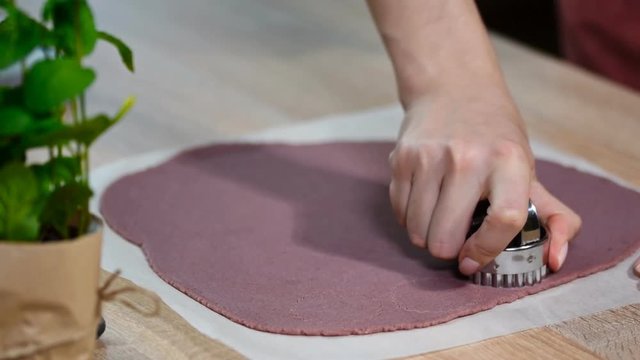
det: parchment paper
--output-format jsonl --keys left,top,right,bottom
{"left": 92, "top": 105, "right": 640, "bottom": 360}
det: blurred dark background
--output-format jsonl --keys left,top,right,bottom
{"left": 477, "top": 0, "right": 560, "bottom": 57}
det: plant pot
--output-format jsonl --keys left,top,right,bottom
{"left": 0, "top": 216, "right": 103, "bottom": 360}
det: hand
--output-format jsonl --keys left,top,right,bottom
{"left": 388, "top": 88, "right": 582, "bottom": 275}
{"left": 634, "top": 258, "right": 640, "bottom": 277}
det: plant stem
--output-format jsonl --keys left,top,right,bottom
{"left": 73, "top": 1, "right": 89, "bottom": 235}
{"left": 76, "top": 95, "right": 86, "bottom": 180}
{"left": 48, "top": 146, "right": 55, "bottom": 187}
{"left": 80, "top": 93, "right": 87, "bottom": 119}
{"left": 69, "top": 94, "right": 89, "bottom": 234}
{"left": 73, "top": 0, "right": 83, "bottom": 60}
{"left": 79, "top": 93, "right": 89, "bottom": 181}
{"left": 69, "top": 98, "right": 83, "bottom": 174}
{"left": 79, "top": 92, "right": 90, "bottom": 234}
{"left": 70, "top": 98, "right": 83, "bottom": 179}
{"left": 70, "top": 99, "right": 79, "bottom": 125}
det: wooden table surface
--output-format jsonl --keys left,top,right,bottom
{"left": 72, "top": 0, "right": 640, "bottom": 358}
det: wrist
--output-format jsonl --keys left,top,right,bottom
{"left": 399, "top": 70, "right": 511, "bottom": 112}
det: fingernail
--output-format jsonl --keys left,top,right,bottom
{"left": 459, "top": 257, "right": 480, "bottom": 275}
{"left": 557, "top": 243, "right": 568, "bottom": 269}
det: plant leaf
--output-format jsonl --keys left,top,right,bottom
{"left": 45, "top": 0, "right": 97, "bottom": 56}
{"left": 0, "top": 8, "right": 49, "bottom": 70}
{"left": 40, "top": 181, "right": 91, "bottom": 239}
{"left": 113, "top": 96, "right": 135, "bottom": 123}
{"left": 20, "top": 118, "right": 66, "bottom": 149}
{"left": 32, "top": 156, "right": 81, "bottom": 194}
{"left": 0, "top": 162, "right": 41, "bottom": 241}
{"left": 41, "top": 0, "right": 62, "bottom": 20}
{"left": 19, "top": 98, "right": 132, "bottom": 150}
{"left": 23, "top": 58, "right": 95, "bottom": 112}
{"left": 0, "top": 86, "right": 24, "bottom": 107}
{"left": 0, "top": 143, "right": 25, "bottom": 166}
{"left": 74, "top": 97, "right": 135, "bottom": 145}
{"left": 20, "top": 114, "right": 112, "bottom": 148}
{"left": 71, "top": 114, "right": 112, "bottom": 145}
{"left": 0, "top": 107, "right": 32, "bottom": 136}
{"left": 97, "top": 31, "right": 134, "bottom": 72}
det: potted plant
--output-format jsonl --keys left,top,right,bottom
{"left": 0, "top": 0, "right": 134, "bottom": 358}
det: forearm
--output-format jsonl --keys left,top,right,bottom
{"left": 366, "top": 0, "right": 507, "bottom": 107}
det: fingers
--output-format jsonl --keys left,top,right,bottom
{"left": 634, "top": 257, "right": 640, "bottom": 277}
{"left": 402, "top": 152, "right": 445, "bottom": 248}
{"left": 427, "top": 157, "right": 485, "bottom": 259}
{"left": 530, "top": 181, "right": 581, "bottom": 272}
{"left": 388, "top": 150, "right": 412, "bottom": 226}
{"left": 390, "top": 136, "right": 544, "bottom": 278}
{"left": 458, "top": 147, "right": 531, "bottom": 275}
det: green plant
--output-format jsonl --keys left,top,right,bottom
{"left": 0, "top": 0, "right": 134, "bottom": 241}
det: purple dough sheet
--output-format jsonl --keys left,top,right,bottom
{"left": 100, "top": 142, "right": 640, "bottom": 336}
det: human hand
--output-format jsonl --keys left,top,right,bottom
{"left": 388, "top": 88, "right": 582, "bottom": 275}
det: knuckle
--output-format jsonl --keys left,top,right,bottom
{"left": 388, "top": 154, "right": 402, "bottom": 172}
{"left": 416, "top": 142, "right": 441, "bottom": 163}
{"left": 487, "top": 206, "right": 527, "bottom": 230}
{"left": 420, "top": 141, "right": 442, "bottom": 155}
{"left": 395, "top": 141, "right": 420, "bottom": 156}
{"left": 451, "top": 147, "right": 482, "bottom": 173}
{"left": 493, "top": 140, "right": 526, "bottom": 160}
{"left": 394, "top": 141, "right": 447, "bottom": 171}
{"left": 415, "top": 148, "right": 431, "bottom": 168}
{"left": 388, "top": 150, "right": 396, "bottom": 166}
{"left": 390, "top": 143, "right": 422, "bottom": 171}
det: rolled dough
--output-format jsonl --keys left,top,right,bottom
{"left": 100, "top": 142, "right": 640, "bottom": 335}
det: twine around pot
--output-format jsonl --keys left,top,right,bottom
{"left": 98, "top": 270, "right": 161, "bottom": 317}
{"left": 0, "top": 270, "right": 160, "bottom": 360}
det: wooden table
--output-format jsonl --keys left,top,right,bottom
{"left": 76, "top": 0, "right": 640, "bottom": 358}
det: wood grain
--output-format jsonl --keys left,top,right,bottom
{"left": 94, "top": 271, "right": 245, "bottom": 360}
{"left": 549, "top": 303, "right": 640, "bottom": 360}
{"left": 417, "top": 303, "right": 640, "bottom": 360}
{"left": 414, "top": 328, "right": 601, "bottom": 360}
{"left": 495, "top": 40, "right": 640, "bottom": 187}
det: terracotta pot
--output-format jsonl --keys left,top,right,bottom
{"left": 0, "top": 217, "right": 103, "bottom": 360}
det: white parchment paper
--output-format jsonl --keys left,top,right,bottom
{"left": 92, "top": 105, "right": 640, "bottom": 360}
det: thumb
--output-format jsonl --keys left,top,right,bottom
{"left": 634, "top": 257, "right": 640, "bottom": 277}
{"left": 531, "top": 181, "right": 582, "bottom": 272}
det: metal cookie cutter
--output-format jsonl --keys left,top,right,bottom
{"left": 467, "top": 200, "right": 548, "bottom": 288}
